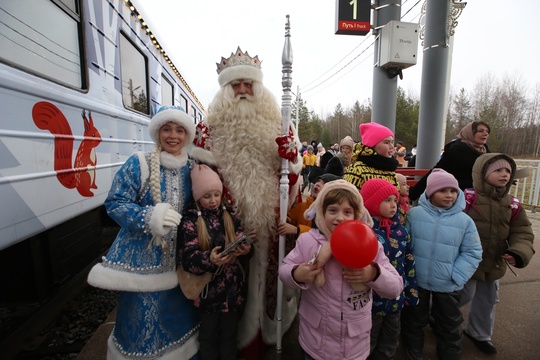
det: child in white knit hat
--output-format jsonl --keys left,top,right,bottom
{"left": 178, "top": 164, "right": 254, "bottom": 360}
{"left": 396, "top": 172, "right": 411, "bottom": 225}
{"left": 279, "top": 179, "right": 403, "bottom": 360}
{"left": 401, "top": 169, "right": 482, "bottom": 360}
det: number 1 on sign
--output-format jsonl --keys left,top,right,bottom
{"left": 350, "top": 0, "right": 357, "bottom": 20}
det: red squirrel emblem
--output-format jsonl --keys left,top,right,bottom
{"left": 32, "top": 101, "right": 102, "bottom": 197}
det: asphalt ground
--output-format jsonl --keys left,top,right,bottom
{"left": 77, "top": 210, "right": 540, "bottom": 360}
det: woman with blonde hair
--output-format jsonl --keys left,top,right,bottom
{"left": 88, "top": 106, "right": 200, "bottom": 359}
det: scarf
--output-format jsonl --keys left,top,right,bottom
{"left": 457, "top": 122, "right": 487, "bottom": 154}
{"left": 378, "top": 217, "right": 393, "bottom": 239}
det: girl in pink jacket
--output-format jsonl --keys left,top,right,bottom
{"left": 279, "top": 180, "right": 403, "bottom": 360}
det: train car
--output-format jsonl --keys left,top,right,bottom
{"left": 0, "top": 0, "right": 205, "bottom": 302}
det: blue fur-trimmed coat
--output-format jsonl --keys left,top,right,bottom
{"left": 87, "top": 151, "right": 199, "bottom": 360}
{"left": 371, "top": 213, "right": 419, "bottom": 315}
{"left": 89, "top": 152, "right": 193, "bottom": 290}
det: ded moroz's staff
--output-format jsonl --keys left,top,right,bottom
{"left": 277, "top": 14, "right": 293, "bottom": 353}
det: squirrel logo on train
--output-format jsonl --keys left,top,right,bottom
{"left": 32, "top": 101, "right": 102, "bottom": 197}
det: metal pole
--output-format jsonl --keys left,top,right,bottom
{"left": 371, "top": 0, "right": 401, "bottom": 131}
{"left": 415, "top": 0, "right": 452, "bottom": 170}
{"left": 276, "top": 14, "right": 293, "bottom": 353}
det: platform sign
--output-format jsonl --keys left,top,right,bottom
{"left": 335, "top": 0, "right": 371, "bottom": 36}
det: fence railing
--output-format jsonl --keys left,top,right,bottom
{"left": 512, "top": 160, "right": 540, "bottom": 212}
{"left": 399, "top": 161, "right": 540, "bottom": 213}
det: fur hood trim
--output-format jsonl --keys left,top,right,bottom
{"left": 305, "top": 180, "right": 373, "bottom": 239}
{"left": 188, "top": 145, "right": 217, "bottom": 166}
{"left": 87, "top": 263, "right": 178, "bottom": 291}
{"left": 160, "top": 151, "right": 188, "bottom": 169}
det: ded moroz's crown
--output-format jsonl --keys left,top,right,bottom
{"left": 216, "top": 46, "right": 263, "bottom": 87}
{"left": 216, "top": 47, "right": 262, "bottom": 74}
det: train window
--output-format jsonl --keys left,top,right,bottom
{"left": 56, "top": 0, "right": 78, "bottom": 14}
{"left": 119, "top": 33, "right": 149, "bottom": 114}
{"left": 0, "top": 0, "right": 83, "bottom": 88}
{"left": 180, "top": 95, "right": 188, "bottom": 113}
{"left": 191, "top": 105, "right": 197, "bottom": 123}
{"left": 161, "top": 75, "right": 174, "bottom": 107}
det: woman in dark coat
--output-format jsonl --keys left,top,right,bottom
{"left": 409, "top": 121, "right": 490, "bottom": 201}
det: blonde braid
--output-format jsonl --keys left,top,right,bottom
{"left": 145, "top": 144, "right": 167, "bottom": 249}
{"left": 150, "top": 145, "right": 162, "bottom": 205}
{"left": 222, "top": 206, "right": 236, "bottom": 246}
{"left": 196, "top": 204, "right": 211, "bottom": 251}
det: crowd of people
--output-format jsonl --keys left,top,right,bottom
{"left": 86, "top": 46, "right": 535, "bottom": 360}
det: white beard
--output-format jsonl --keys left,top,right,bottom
{"left": 207, "top": 93, "right": 282, "bottom": 236}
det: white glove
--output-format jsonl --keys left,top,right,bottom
{"left": 149, "top": 203, "right": 182, "bottom": 237}
{"left": 163, "top": 209, "right": 181, "bottom": 227}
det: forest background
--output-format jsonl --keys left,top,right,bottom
{"left": 296, "top": 73, "right": 540, "bottom": 158}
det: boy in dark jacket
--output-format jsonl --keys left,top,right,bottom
{"left": 460, "top": 153, "right": 535, "bottom": 355}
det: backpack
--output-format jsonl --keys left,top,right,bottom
{"left": 463, "top": 188, "right": 521, "bottom": 222}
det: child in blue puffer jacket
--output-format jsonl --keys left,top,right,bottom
{"left": 401, "top": 169, "right": 482, "bottom": 360}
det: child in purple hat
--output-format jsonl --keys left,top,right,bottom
{"left": 400, "top": 169, "right": 482, "bottom": 359}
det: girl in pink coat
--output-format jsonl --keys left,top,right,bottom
{"left": 279, "top": 180, "right": 403, "bottom": 360}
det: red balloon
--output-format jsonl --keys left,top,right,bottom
{"left": 330, "top": 220, "right": 379, "bottom": 268}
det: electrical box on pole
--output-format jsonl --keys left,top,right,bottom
{"left": 379, "top": 20, "right": 419, "bottom": 69}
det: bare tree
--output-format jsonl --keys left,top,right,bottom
{"left": 452, "top": 88, "right": 471, "bottom": 133}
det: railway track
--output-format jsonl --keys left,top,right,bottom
{"left": 13, "top": 284, "right": 117, "bottom": 360}
{"left": 1, "top": 227, "right": 118, "bottom": 360}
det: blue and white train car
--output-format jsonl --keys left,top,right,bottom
{"left": 0, "top": 0, "right": 205, "bottom": 300}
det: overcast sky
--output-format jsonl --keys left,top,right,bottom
{"left": 136, "top": 0, "right": 540, "bottom": 117}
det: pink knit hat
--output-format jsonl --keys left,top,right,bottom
{"left": 425, "top": 169, "right": 459, "bottom": 197}
{"left": 191, "top": 164, "right": 223, "bottom": 201}
{"left": 360, "top": 179, "right": 399, "bottom": 216}
{"left": 360, "top": 122, "right": 394, "bottom": 148}
{"left": 484, "top": 159, "right": 512, "bottom": 179}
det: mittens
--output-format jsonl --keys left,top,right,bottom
{"left": 163, "top": 208, "right": 181, "bottom": 227}
{"left": 149, "top": 203, "right": 182, "bottom": 237}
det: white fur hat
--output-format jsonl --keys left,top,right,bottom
{"left": 216, "top": 47, "right": 263, "bottom": 87}
{"left": 148, "top": 106, "right": 195, "bottom": 145}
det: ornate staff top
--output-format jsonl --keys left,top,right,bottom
{"left": 281, "top": 15, "right": 293, "bottom": 118}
